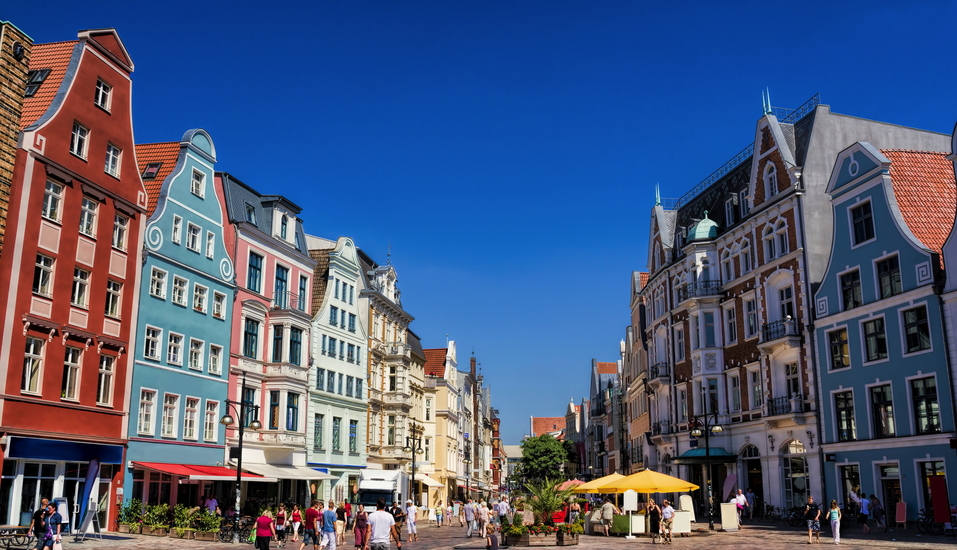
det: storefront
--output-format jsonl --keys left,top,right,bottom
{"left": 241, "top": 463, "right": 335, "bottom": 512}
{"left": 128, "top": 462, "right": 272, "bottom": 512}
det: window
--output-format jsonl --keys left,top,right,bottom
{"left": 329, "top": 306, "right": 338, "bottom": 327}
{"left": 674, "top": 327, "right": 685, "bottom": 362}
{"left": 677, "top": 389, "right": 687, "bottom": 422}
{"left": 243, "top": 319, "right": 259, "bottom": 358}
{"left": 70, "top": 122, "right": 89, "bottom": 158}
{"left": 171, "top": 216, "right": 182, "bottom": 244}
{"left": 24, "top": 69, "right": 51, "bottom": 97}
{"left": 911, "top": 377, "right": 940, "bottom": 435}
{"left": 903, "top": 305, "right": 930, "bottom": 354}
{"left": 314, "top": 414, "right": 324, "bottom": 449}
{"left": 290, "top": 328, "right": 302, "bottom": 366}
{"left": 870, "top": 385, "right": 895, "bottom": 438}
{"left": 22, "top": 337, "right": 44, "bottom": 393}
{"left": 740, "top": 240, "right": 751, "bottom": 273}
{"left": 79, "top": 197, "right": 97, "bottom": 237}
{"left": 186, "top": 223, "right": 201, "bottom": 252}
{"left": 103, "top": 280, "right": 122, "bottom": 318}
{"left": 138, "top": 389, "right": 156, "bottom": 434}
{"left": 269, "top": 391, "right": 280, "bottom": 430}
{"left": 247, "top": 253, "right": 263, "bottom": 293}
{"left": 780, "top": 287, "right": 794, "bottom": 319}
{"left": 877, "top": 256, "right": 902, "bottom": 298}
{"left": 317, "top": 368, "right": 325, "bottom": 391}
{"left": 96, "top": 355, "right": 114, "bottom": 405}
{"left": 750, "top": 370, "right": 763, "bottom": 408}
{"left": 280, "top": 216, "right": 288, "bottom": 239}
{"left": 338, "top": 373, "right": 344, "bottom": 394}
{"left": 184, "top": 398, "right": 199, "bottom": 440}
{"left": 287, "top": 393, "right": 299, "bottom": 431}
{"left": 349, "top": 420, "right": 358, "bottom": 453}
{"left": 242, "top": 387, "right": 256, "bottom": 427}
{"left": 328, "top": 338, "right": 337, "bottom": 358}
{"left": 348, "top": 314, "right": 356, "bottom": 333}
{"left": 209, "top": 345, "right": 222, "bottom": 375}
{"left": 244, "top": 202, "right": 257, "bottom": 225}
{"left": 205, "top": 232, "right": 215, "bottom": 258}
{"left": 840, "top": 270, "right": 862, "bottom": 311}
{"left": 171, "top": 276, "right": 187, "bottom": 306}
{"left": 204, "top": 401, "right": 219, "bottom": 441}
{"left": 33, "top": 254, "right": 54, "bottom": 296}
{"left": 764, "top": 226, "right": 776, "bottom": 261}
{"left": 776, "top": 221, "right": 788, "bottom": 256}
{"left": 835, "top": 390, "right": 856, "bottom": 442}
{"left": 188, "top": 339, "right": 203, "bottom": 371}
{"left": 274, "top": 265, "right": 289, "bottom": 308}
{"left": 827, "top": 328, "right": 850, "bottom": 370}
{"left": 190, "top": 169, "right": 205, "bottom": 198}
{"left": 725, "top": 198, "right": 736, "bottom": 226}
{"left": 42, "top": 181, "right": 63, "bottom": 221}
{"left": 149, "top": 268, "right": 167, "bottom": 299}
{"left": 730, "top": 375, "right": 741, "bottom": 412}
{"left": 61, "top": 347, "right": 81, "bottom": 400}
{"left": 722, "top": 251, "right": 734, "bottom": 282}
{"left": 389, "top": 367, "right": 397, "bottom": 391}
{"left": 703, "top": 311, "right": 716, "bottom": 348}
{"left": 328, "top": 370, "right": 335, "bottom": 392}
{"left": 725, "top": 307, "right": 737, "bottom": 344}
{"left": 193, "top": 284, "right": 208, "bottom": 313}
{"left": 700, "top": 378, "right": 719, "bottom": 414}
{"left": 355, "top": 379, "right": 363, "bottom": 399}
{"left": 347, "top": 344, "right": 355, "bottom": 363}
{"left": 349, "top": 285, "right": 355, "bottom": 305}
{"left": 71, "top": 268, "right": 90, "bottom": 308}
{"left": 142, "top": 162, "right": 162, "bottom": 179}
{"left": 851, "top": 201, "right": 875, "bottom": 245}
{"left": 332, "top": 417, "right": 342, "bottom": 451}
{"left": 335, "top": 279, "right": 340, "bottom": 300}
{"left": 346, "top": 376, "right": 354, "bottom": 397}
{"left": 272, "top": 325, "right": 284, "bottom": 363}
{"left": 212, "top": 292, "right": 227, "bottom": 319}
{"left": 104, "top": 143, "right": 121, "bottom": 177}
{"left": 298, "top": 276, "right": 308, "bottom": 312}
{"left": 167, "top": 333, "right": 183, "bottom": 365}
{"left": 764, "top": 162, "right": 777, "bottom": 198}
{"left": 785, "top": 362, "right": 801, "bottom": 397}
{"left": 863, "top": 318, "right": 887, "bottom": 362}
{"left": 94, "top": 79, "right": 111, "bottom": 110}
{"left": 161, "top": 394, "right": 179, "bottom": 437}
{"left": 144, "top": 327, "right": 161, "bottom": 360}
{"left": 112, "top": 214, "right": 128, "bottom": 250}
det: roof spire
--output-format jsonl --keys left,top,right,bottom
{"left": 386, "top": 242, "right": 392, "bottom": 265}
{"left": 762, "top": 88, "right": 772, "bottom": 115}
{"left": 655, "top": 183, "right": 661, "bottom": 206}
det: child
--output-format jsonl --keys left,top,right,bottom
{"left": 827, "top": 500, "right": 841, "bottom": 545}
{"left": 486, "top": 524, "right": 499, "bottom": 550}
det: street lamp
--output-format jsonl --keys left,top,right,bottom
{"left": 689, "top": 412, "right": 723, "bottom": 531}
{"left": 220, "top": 372, "right": 262, "bottom": 543}
{"left": 403, "top": 422, "right": 424, "bottom": 505}
{"left": 463, "top": 434, "right": 472, "bottom": 501}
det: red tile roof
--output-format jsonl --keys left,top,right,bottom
{"left": 424, "top": 348, "right": 447, "bottom": 376}
{"left": 531, "top": 416, "right": 565, "bottom": 437}
{"left": 882, "top": 150, "right": 956, "bottom": 263}
{"left": 135, "top": 142, "right": 180, "bottom": 217}
{"left": 638, "top": 272, "right": 649, "bottom": 290}
{"left": 21, "top": 41, "right": 77, "bottom": 129}
{"left": 596, "top": 362, "right": 617, "bottom": 374}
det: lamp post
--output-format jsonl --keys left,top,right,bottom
{"left": 689, "top": 412, "right": 723, "bottom": 531}
{"left": 463, "top": 434, "right": 472, "bottom": 501}
{"left": 220, "top": 372, "right": 262, "bottom": 543}
{"left": 403, "top": 422, "right": 424, "bottom": 505}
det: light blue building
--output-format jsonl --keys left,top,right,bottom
{"left": 814, "top": 141, "right": 957, "bottom": 522}
{"left": 125, "top": 130, "right": 236, "bottom": 507}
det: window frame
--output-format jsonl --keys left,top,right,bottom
{"left": 104, "top": 279, "right": 122, "bottom": 319}
{"left": 839, "top": 269, "right": 863, "bottom": 311}
{"left": 161, "top": 393, "right": 180, "bottom": 438}
{"left": 910, "top": 375, "right": 940, "bottom": 435}
{"left": 33, "top": 254, "right": 54, "bottom": 297}
{"left": 183, "top": 396, "right": 200, "bottom": 441}
{"left": 247, "top": 252, "right": 263, "bottom": 293}
{"left": 861, "top": 316, "right": 888, "bottom": 364}
{"left": 875, "top": 254, "right": 902, "bottom": 299}
{"left": 204, "top": 400, "right": 219, "bottom": 441}
{"left": 138, "top": 388, "right": 157, "bottom": 435}
{"left": 901, "top": 304, "right": 931, "bottom": 356}
{"left": 826, "top": 327, "right": 850, "bottom": 371}
{"left": 79, "top": 197, "right": 98, "bottom": 237}
{"left": 834, "top": 389, "right": 857, "bottom": 442}
{"left": 186, "top": 223, "right": 201, "bottom": 252}
{"left": 849, "top": 200, "right": 876, "bottom": 248}
{"left": 112, "top": 213, "right": 128, "bottom": 251}
{"left": 171, "top": 215, "right": 182, "bottom": 244}
{"left": 61, "top": 346, "right": 82, "bottom": 401}
{"left": 868, "top": 383, "right": 895, "bottom": 439}
{"left": 171, "top": 276, "right": 188, "bottom": 307}
{"left": 243, "top": 318, "right": 260, "bottom": 359}
{"left": 94, "top": 79, "right": 112, "bottom": 111}
{"left": 208, "top": 345, "right": 223, "bottom": 375}
{"left": 71, "top": 267, "right": 91, "bottom": 308}
{"left": 144, "top": 326, "right": 162, "bottom": 360}
{"left": 212, "top": 292, "right": 227, "bottom": 320}
{"left": 192, "top": 283, "right": 208, "bottom": 313}
{"left": 96, "top": 354, "right": 115, "bottom": 406}
{"left": 149, "top": 268, "right": 168, "bottom": 299}
{"left": 70, "top": 122, "right": 89, "bottom": 159}
{"left": 188, "top": 338, "right": 204, "bottom": 371}
{"left": 167, "top": 332, "right": 184, "bottom": 366}
{"left": 190, "top": 169, "right": 205, "bottom": 198}
{"left": 41, "top": 181, "right": 63, "bottom": 222}
{"left": 104, "top": 143, "right": 121, "bottom": 177}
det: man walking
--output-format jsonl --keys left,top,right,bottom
{"left": 734, "top": 489, "right": 748, "bottom": 526}
{"left": 805, "top": 495, "right": 821, "bottom": 544}
{"left": 600, "top": 498, "right": 618, "bottom": 536}
{"left": 299, "top": 500, "right": 322, "bottom": 550}
{"left": 859, "top": 494, "right": 871, "bottom": 535}
{"left": 322, "top": 500, "right": 338, "bottom": 550}
{"left": 365, "top": 498, "right": 400, "bottom": 550}
{"left": 464, "top": 498, "right": 476, "bottom": 538}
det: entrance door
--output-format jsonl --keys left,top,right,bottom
{"left": 177, "top": 483, "right": 199, "bottom": 509}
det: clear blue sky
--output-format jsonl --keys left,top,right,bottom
{"left": 6, "top": 1, "right": 956, "bottom": 445}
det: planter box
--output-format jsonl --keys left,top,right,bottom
{"left": 118, "top": 524, "right": 141, "bottom": 534}
{"left": 194, "top": 531, "right": 218, "bottom": 542}
{"left": 556, "top": 532, "right": 579, "bottom": 546}
{"left": 144, "top": 527, "right": 168, "bottom": 536}
{"left": 170, "top": 529, "right": 195, "bottom": 539}
{"left": 511, "top": 533, "right": 558, "bottom": 546}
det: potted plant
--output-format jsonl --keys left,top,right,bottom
{"left": 556, "top": 519, "right": 583, "bottom": 546}
{"left": 117, "top": 498, "right": 143, "bottom": 534}
{"left": 143, "top": 503, "right": 170, "bottom": 536}
{"left": 193, "top": 509, "right": 221, "bottom": 541}
{"left": 502, "top": 514, "right": 528, "bottom": 546}
{"left": 170, "top": 504, "right": 197, "bottom": 539}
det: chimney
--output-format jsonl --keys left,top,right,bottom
{"left": 470, "top": 356, "right": 476, "bottom": 376}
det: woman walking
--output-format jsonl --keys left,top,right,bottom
{"left": 255, "top": 509, "right": 276, "bottom": 550}
{"left": 353, "top": 504, "right": 369, "bottom": 549}
{"left": 435, "top": 501, "right": 443, "bottom": 527}
{"left": 336, "top": 501, "right": 347, "bottom": 545}
{"left": 291, "top": 503, "right": 302, "bottom": 542}
{"left": 275, "top": 504, "right": 288, "bottom": 548}
{"left": 646, "top": 499, "right": 661, "bottom": 544}
{"left": 828, "top": 500, "right": 842, "bottom": 544}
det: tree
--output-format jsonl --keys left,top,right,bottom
{"left": 520, "top": 434, "right": 568, "bottom": 482}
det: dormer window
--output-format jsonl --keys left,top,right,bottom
{"left": 94, "top": 79, "right": 112, "bottom": 111}
{"left": 142, "top": 162, "right": 162, "bottom": 179}
{"left": 280, "top": 216, "right": 288, "bottom": 240}
{"left": 244, "top": 202, "right": 257, "bottom": 225}
{"left": 191, "top": 169, "right": 205, "bottom": 198}
{"left": 24, "top": 69, "right": 51, "bottom": 97}
{"left": 764, "top": 163, "right": 777, "bottom": 199}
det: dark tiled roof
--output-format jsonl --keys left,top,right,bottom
{"left": 135, "top": 142, "right": 179, "bottom": 217}
{"left": 531, "top": 417, "right": 565, "bottom": 437}
{"left": 407, "top": 331, "right": 424, "bottom": 360}
{"left": 21, "top": 40, "right": 77, "bottom": 128}
{"left": 309, "top": 248, "right": 331, "bottom": 317}
{"left": 882, "top": 150, "right": 956, "bottom": 262}
{"left": 424, "top": 348, "right": 447, "bottom": 376}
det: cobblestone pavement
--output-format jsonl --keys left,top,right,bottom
{"left": 50, "top": 520, "right": 957, "bottom": 550}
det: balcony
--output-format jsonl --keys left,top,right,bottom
{"left": 677, "top": 280, "right": 723, "bottom": 302}
{"left": 759, "top": 317, "right": 801, "bottom": 353}
{"left": 264, "top": 362, "right": 309, "bottom": 382}
{"left": 272, "top": 291, "right": 306, "bottom": 313}
{"left": 259, "top": 430, "right": 307, "bottom": 447}
{"left": 651, "top": 421, "right": 672, "bottom": 436}
{"left": 768, "top": 393, "right": 804, "bottom": 417}
{"left": 649, "top": 362, "right": 670, "bottom": 386}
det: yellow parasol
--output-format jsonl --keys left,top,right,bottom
{"left": 596, "top": 469, "right": 699, "bottom": 493}
{"left": 574, "top": 473, "right": 625, "bottom": 493}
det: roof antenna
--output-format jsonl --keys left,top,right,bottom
{"left": 386, "top": 242, "right": 392, "bottom": 265}
{"left": 762, "top": 88, "right": 772, "bottom": 116}
{"left": 655, "top": 183, "right": 661, "bottom": 206}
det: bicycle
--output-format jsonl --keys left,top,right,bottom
{"left": 787, "top": 507, "right": 805, "bottom": 527}
{"left": 218, "top": 519, "right": 253, "bottom": 544}
{"left": 917, "top": 508, "right": 945, "bottom": 536}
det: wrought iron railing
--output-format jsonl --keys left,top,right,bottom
{"left": 650, "top": 362, "right": 670, "bottom": 379}
{"left": 272, "top": 290, "right": 304, "bottom": 312}
{"left": 768, "top": 396, "right": 791, "bottom": 416}
{"left": 761, "top": 318, "right": 799, "bottom": 342}
{"left": 677, "top": 280, "right": 723, "bottom": 302}
{"left": 774, "top": 93, "right": 821, "bottom": 125}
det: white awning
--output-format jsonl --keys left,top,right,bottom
{"left": 415, "top": 474, "right": 444, "bottom": 487}
{"left": 243, "top": 464, "right": 337, "bottom": 481}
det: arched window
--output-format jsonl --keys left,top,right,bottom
{"left": 742, "top": 444, "right": 760, "bottom": 458}
{"left": 764, "top": 162, "right": 778, "bottom": 199}
{"left": 776, "top": 221, "right": 788, "bottom": 256}
{"left": 722, "top": 250, "right": 734, "bottom": 282}
{"left": 764, "top": 225, "right": 776, "bottom": 261}
{"left": 700, "top": 259, "right": 712, "bottom": 282}
{"left": 740, "top": 240, "right": 751, "bottom": 273}
{"left": 783, "top": 440, "right": 808, "bottom": 508}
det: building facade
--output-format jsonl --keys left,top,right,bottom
{"left": 0, "top": 29, "right": 147, "bottom": 529}
{"left": 815, "top": 142, "right": 957, "bottom": 521}
{"left": 0, "top": 21, "right": 32, "bottom": 256}
{"left": 424, "top": 344, "right": 461, "bottom": 502}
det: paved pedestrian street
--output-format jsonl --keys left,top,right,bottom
{"left": 56, "top": 521, "right": 956, "bottom": 550}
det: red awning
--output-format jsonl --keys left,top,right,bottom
{"left": 132, "top": 462, "right": 275, "bottom": 481}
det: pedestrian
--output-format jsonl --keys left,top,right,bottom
{"left": 646, "top": 499, "right": 661, "bottom": 544}
{"left": 464, "top": 498, "right": 476, "bottom": 538}
{"left": 858, "top": 494, "right": 870, "bottom": 535}
{"left": 299, "top": 500, "right": 321, "bottom": 550}
{"left": 276, "top": 504, "right": 288, "bottom": 548}
{"left": 354, "top": 505, "right": 369, "bottom": 549}
{"left": 365, "top": 497, "right": 401, "bottom": 550}
{"left": 660, "top": 500, "right": 675, "bottom": 544}
{"left": 847, "top": 486, "right": 861, "bottom": 518}
{"left": 41, "top": 502, "right": 62, "bottom": 550}
{"left": 404, "top": 499, "right": 418, "bottom": 542}
{"left": 745, "top": 488, "right": 756, "bottom": 520}
{"left": 734, "top": 489, "right": 748, "bottom": 526}
{"left": 486, "top": 523, "right": 499, "bottom": 550}
{"left": 292, "top": 503, "right": 303, "bottom": 542}
{"left": 600, "top": 497, "right": 618, "bottom": 536}
{"left": 869, "top": 495, "right": 885, "bottom": 533}
{"left": 390, "top": 502, "right": 406, "bottom": 541}
{"left": 434, "top": 501, "right": 443, "bottom": 527}
{"left": 827, "top": 500, "right": 842, "bottom": 545}
{"left": 255, "top": 509, "right": 277, "bottom": 550}
{"left": 336, "top": 501, "right": 348, "bottom": 545}
{"left": 804, "top": 495, "right": 821, "bottom": 544}
{"left": 478, "top": 501, "right": 489, "bottom": 538}
{"left": 445, "top": 502, "right": 453, "bottom": 526}
{"left": 568, "top": 499, "right": 580, "bottom": 523}
{"left": 322, "top": 500, "right": 339, "bottom": 550}
{"left": 345, "top": 501, "right": 353, "bottom": 532}
{"left": 205, "top": 494, "right": 219, "bottom": 514}
{"left": 28, "top": 498, "right": 50, "bottom": 544}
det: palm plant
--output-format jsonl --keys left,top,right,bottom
{"left": 524, "top": 477, "right": 575, "bottom": 526}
